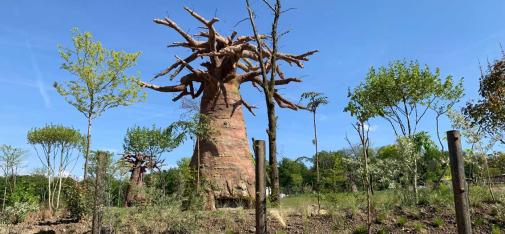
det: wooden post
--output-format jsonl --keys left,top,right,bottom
{"left": 92, "top": 152, "right": 107, "bottom": 234}
{"left": 447, "top": 130, "right": 472, "bottom": 234}
{"left": 254, "top": 139, "right": 267, "bottom": 234}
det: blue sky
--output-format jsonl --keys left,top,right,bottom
{"left": 1, "top": 0, "right": 504, "bottom": 177}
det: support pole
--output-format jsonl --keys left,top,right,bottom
{"left": 254, "top": 139, "right": 267, "bottom": 234}
{"left": 92, "top": 152, "right": 107, "bottom": 234}
{"left": 447, "top": 130, "right": 472, "bottom": 234}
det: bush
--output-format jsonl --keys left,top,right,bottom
{"left": 396, "top": 216, "right": 407, "bottom": 227}
{"left": 3, "top": 202, "right": 39, "bottom": 224}
{"left": 353, "top": 225, "right": 368, "bottom": 234}
{"left": 432, "top": 217, "right": 444, "bottom": 227}
{"left": 64, "top": 180, "right": 93, "bottom": 220}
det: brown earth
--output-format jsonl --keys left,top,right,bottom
{"left": 2, "top": 202, "right": 503, "bottom": 234}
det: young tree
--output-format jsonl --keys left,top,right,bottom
{"left": 55, "top": 29, "right": 145, "bottom": 180}
{"left": 27, "top": 124, "right": 82, "bottom": 212}
{"left": 175, "top": 113, "right": 214, "bottom": 193}
{"left": 122, "top": 125, "right": 183, "bottom": 206}
{"left": 449, "top": 110, "right": 499, "bottom": 201}
{"left": 139, "top": 7, "right": 316, "bottom": 208}
{"left": 362, "top": 60, "right": 459, "bottom": 197}
{"left": 300, "top": 91, "right": 328, "bottom": 212}
{"left": 0, "top": 145, "right": 26, "bottom": 211}
{"left": 464, "top": 53, "right": 505, "bottom": 146}
{"left": 345, "top": 84, "right": 380, "bottom": 234}
{"left": 244, "top": 0, "right": 302, "bottom": 208}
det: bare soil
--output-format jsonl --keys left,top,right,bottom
{"left": 1, "top": 202, "right": 503, "bottom": 233}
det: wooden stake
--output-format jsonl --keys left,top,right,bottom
{"left": 92, "top": 152, "right": 107, "bottom": 234}
{"left": 447, "top": 130, "right": 472, "bottom": 234}
{"left": 254, "top": 139, "right": 267, "bottom": 234}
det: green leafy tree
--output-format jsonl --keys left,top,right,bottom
{"left": 27, "top": 124, "right": 83, "bottom": 212}
{"left": 299, "top": 91, "right": 328, "bottom": 212}
{"left": 278, "top": 158, "right": 310, "bottom": 194}
{"left": 175, "top": 113, "right": 215, "bottom": 193}
{"left": 122, "top": 125, "right": 183, "bottom": 206}
{"left": 0, "top": 145, "right": 26, "bottom": 211}
{"left": 464, "top": 53, "right": 505, "bottom": 146}
{"left": 345, "top": 82, "right": 381, "bottom": 234}
{"left": 449, "top": 110, "right": 499, "bottom": 200}
{"left": 54, "top": 29, "right": 145, "bottom": 179}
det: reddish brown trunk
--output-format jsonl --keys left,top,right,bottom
{"left": 193, "top": 80, "right": 255, "bottom": 210}
{"left": 125, "top": 161, "right": 145, "bottom": 207}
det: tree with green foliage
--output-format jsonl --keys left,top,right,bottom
{"left": 278, "top": 158, "right": 311, "bottom": 194}
{"left": 362, "top": 60, "right": 457, "bottom": 137}
{"left": 300, "top": 91, "right": 328, "bottom": 212}
{"left": 122, "top": 124, "right": 183, "bottom": 207}
{"left": 175, "top": 113, "right": 214, "bottom": 193}
{"left": 345, "top": 82, "right": 382, "bottom": 234}
{"left": 464, "top": 53, "right": 505, "bottom": 146}
{"left": 27, "top": 124, "right": 83, "bottom": 212}
{"left": 55, "top": 29, "right": 145, "bottom": 180}
{"left": 0, "top": 145, "right": 26, "bottom": 211}
{"left": 449, "top": 110, "right": 499, "bottom": 201}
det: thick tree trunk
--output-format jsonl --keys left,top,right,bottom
{"left": 125, "top": 162, "right": 145, "bottom": 207}
{"left": 193, "top": 81, "right": 255, "bottom": 210}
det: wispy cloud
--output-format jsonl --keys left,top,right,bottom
{"left": 26, "top": 40, "right": 51, "bottom": 108}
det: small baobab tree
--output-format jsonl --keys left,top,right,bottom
{"left": 299, "top": 91, "right": 328, "bottom": 212}
{"left": 139, "top": 7, "right": 316, "bottom": 208}
{"left": 122, "top": 125, "right": 183, "bottom": 207}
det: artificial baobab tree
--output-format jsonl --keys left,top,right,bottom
{"left": 139, "top": 7, "right": 317, "bottom": 209}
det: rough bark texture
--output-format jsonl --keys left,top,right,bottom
{"left": 140, "top": 7, "right": 316, "bottom": 210}
{"left": 193, "top": 81, "right": 255, "bottom": 209}
{"left": 125, "top": 162, "right": 145, "bottom": 207}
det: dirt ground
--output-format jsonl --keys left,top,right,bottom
{"left": 1, "top": 201, "right": 503, "bottom": 234}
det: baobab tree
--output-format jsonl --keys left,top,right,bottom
{"left": 122, "top": 125, "right": 183, "bottom": 206}
{"left": 139, "top": 7, "right": 317, "bottom": 209}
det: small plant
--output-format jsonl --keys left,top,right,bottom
{"left": 396, "top": 216, "right": 408, "bottom": 227}
{"left": 491, "top": 224, "right": 501, "bottom": 234}
{"left": 432, "top": 217, "right": 444, "bottom": 227}
{"left": 3, "top": 202, "right": 39, "bottom": 224}
{"left": 375, "top": 212, "right": 387, "bottom": 224}
{"left": 353, "top": 225, "right": 368, "bottom": 234}
{"left": 414, "top": 222, "right": 425, "bottom": 232}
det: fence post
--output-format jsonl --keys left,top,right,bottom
{"left": 253, "top": 139, "right": 267, "bottom": 234}
{"left": 447, "top": 130, "right": 472, "bottom": 234}
{"left": 92, "top": 152, "right": 107, "bottom": 234}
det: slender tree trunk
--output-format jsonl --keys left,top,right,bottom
{"left": 313, "top": 111, "right": 320, "bottom": 213}
{"left": 265, "top": 0, "right": 281, "bottom": 209}
{"left": 266, "top": 93, "right": 280, "bottom": 207}
{"left": 196, "top": 140, "right": 200, "bottom": 193}
{"left": 414, "top": 157, "right": 418, "bottom": 204}
{"left": 360, "top": 122, "right": 372, "bottom": 234}
{"left": 483, "top": 155, "right": 496, "bottom": 201}
{"left": 2, "top": 176, "right": 8, "bottom": 211}
{"left": 84, "top": 116, "right": 92, "bottom": 180}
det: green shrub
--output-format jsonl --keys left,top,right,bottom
{"left": 3, "top": 202, "right": 38, "bottom": 224}
{"left": 375, "top": 212, "right": 387, "bottom": 224}
{"left": 64, "top": 180, "right": 93, "bottom": 220}
{"left": 491, "top": 224, "right": 501, "bottom": 234}
{"left": 396, "top": 216, "right": 407, "bottom": 227}
{"left": 353, "top": 225, "right": 368, "bottom": 234}
{"left": 432, "top": 217, "right": 444, "bottom": 227}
